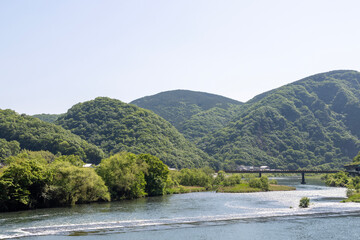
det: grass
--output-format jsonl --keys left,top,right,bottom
{"left": 269, "top": 184, "right": 296, "bottom": 191}
{"left": 342, "top": 193, "right": 360, "bottom": 203}
{"left": 217, "top": 183, "right": 296, "bottom": 193}
{"left": 166, "top": 185, "right": 207, "bottom": 194}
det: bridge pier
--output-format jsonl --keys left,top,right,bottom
{"left": 259, "top": 172, "right": 262, "bottom": 178}
{"left": 301, "top": 172, "right": 306, "bottom": 184}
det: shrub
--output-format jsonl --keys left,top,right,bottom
{"left": 299, "top": 197, "right": 310, "bottom": 208}
{"left": 249, "top": 176, "right": 269, "bottom": 191}
{"left": 222, "top": 174, "right": 242, "bottom": 186}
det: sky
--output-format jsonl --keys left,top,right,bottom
{"left": 1, "top": 0, "right": 360, "bottom": 115}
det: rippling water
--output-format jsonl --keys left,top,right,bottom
{"left": 1, "top": 177, "right": 360, "bottom": 239}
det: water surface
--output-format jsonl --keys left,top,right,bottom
{"left": 1, "top": 177, "right": 360, "bottom": 239}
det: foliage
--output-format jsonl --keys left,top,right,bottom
{"left": 56, "top": 97, "right": 214, "bottom": 169}
{"left": 324, "top": 171, "right": 350, "bottom": 187}
{"left": 139, "top": 154, "right": 169, "bottom": 196}
{"left": 0, "top": 151, "right": 110, "bottom": 212}
{"left": 171, "top": 168, "right": 214, "bottom": 189}
{"left": 222, "top": 174, "right": 242, "bottom": 187}
{"left": 32, "top": 114, "right": 63, "bottom": 123}
{"left": 354, "top": 152, "right": 360, "bottom": 162}
{"left": 0, "top": 109, "right": 104, "bottom": 163}
{"left": 248, "top": 176, "right": 270, "bottom": 191}
{"left": 96, "top": 152, "right": 148, "bottom": 200}
{"left": 0, "top": 138, "right": 20, "bottom": 164}
{"left": 299, "top": 197, "right": 310, "bottom": 208}
{"left": 131, "top": 90, "right": 243, "bottom": 144}
{"left": 44, "top": 160, "right": 110, "bottom": 206}
{"left": 199, "top": 70, "right": 360, "bottom": 169}
{"left": 217, "top": 182, "right": 295, "bottom": 193}
{"left": 0, "top": 152, "right": 50, "bottom": 211}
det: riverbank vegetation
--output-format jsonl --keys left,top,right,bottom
{"left": 0, "top": 151, "right": 172, "bottom": 212}
{"left": 216, "top": 175, "right": 295, "bottom": 193}
{"left": 0, "top": 152, "right": 297, "bottom": 212}
{"left": 324, "top": 170, "right": 360, "bottom": 202}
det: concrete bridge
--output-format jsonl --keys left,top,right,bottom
{"left": 225, "top": 170, "right": 341, "bottom": 184}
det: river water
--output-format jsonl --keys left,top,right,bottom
{"left": 1, "top": 177, "right": 360, "bottom": 239}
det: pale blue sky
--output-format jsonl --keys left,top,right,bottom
{"left": 1, "top": 0, "right": 360, "bottom": 114}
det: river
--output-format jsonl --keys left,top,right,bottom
{"left": 1, "top": 177, "right": 360, "bottom": 239}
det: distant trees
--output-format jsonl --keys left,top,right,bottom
{"left": 0, "top": 138, "right": 20, "bottom": 163}
{"left": 199, "top": 70, "right": 360, "bottom": 170}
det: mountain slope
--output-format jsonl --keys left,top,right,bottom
{"left": 56, "top": 97, "right": 215, "bottom": 169}
{"left": 131, "top": 90, "right": 243, "bottom": 142}
{"left": 33, "top": 113, "right": 63, "bottom": 123}
{"left": 199, "top": 70, "right": 360, "bottom": 170}
{"left": 0, "top": 109, "right": 104, "bottom": 163}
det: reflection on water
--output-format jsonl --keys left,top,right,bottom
{"left": 1, "top": 177, "right": 360, "bottom": 240}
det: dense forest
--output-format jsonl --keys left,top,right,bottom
{"left": 32, "top": 113, "right": 63, "bottom": 123}
{"left": 131, "top": 90, "right": 243, "bottom": 143}
{"left": 2, "top": 70, "right": 360, "bottom": 172}
{"left": 199, "top": 70, "right": 360, "bottom": 170}
{"left": 0, "top": 109, "right": 104, "bottom": 163}
{"left": 56, "top": 97, "right": 215, "bottom": 169}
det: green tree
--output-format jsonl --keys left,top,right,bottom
{"left": 44, "top": 160, "right": 110, "bottom": 206}
{"left": 0, "top": 152, "right": 50, "bottom": 211}
{"left": 96, "top": 152, "right": 148, "bottom": 199}
{"left": 138, "top": 154, "right": 169, "bottom": 196}
{"left": 0, "top": 139, "right": 20, "bottom": 163}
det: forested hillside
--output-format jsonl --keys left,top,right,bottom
{"left": 131, "top": 90, "right": 242, "bottom": 142}
{"left": 199, "top": 70, "right": 360, "bottom": 170}
{"left": 56, "top": 97, "right": 215, "bottom": 169}
{"left": 0, "top": 109, "right": 104, "bottom": 163}
{"left": 33, "top": 113, "right": 62, "bottom": 123}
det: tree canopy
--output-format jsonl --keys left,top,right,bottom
{"left": 199, "top": 70, "right": 360, "bottom": 169}
{"left": 56, "top": 97, "right": 215, "bottom": 168}
{"left": 131, "top": 90, "right": 243, "bottom": 143}
{"left": 0, "top": 109, "right": 104, "bottom": 163}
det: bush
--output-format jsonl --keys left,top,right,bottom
{"left": 299, "top": 197, "right": 310, "bottom": 208}
{"left": 269, "top": 179, "right": 278, "bottom": 185}
{"left": 249, "top": 176, "right": 269, "bottom": 191}
{"left": 222, "top": 174, "right": 242, "bottom": 186}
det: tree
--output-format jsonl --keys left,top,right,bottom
{"left": 44, "top": 160, "right": 110, "bottom": 206}
{"left": 96, "top": 152, "right": 148, "bottom": 199}
{"left": 0, "top": 152, "right": 50, "bottom": 211}
{"left": 138, "top": 154, "right": 169, "bottom": 196}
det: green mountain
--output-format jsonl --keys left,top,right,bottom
{"left": 56, "top": 97, "right": 215, "bottom": 169}
{"left": 199, "top": 70, "right": 360, "bottom": 170}
{"left": 0, "top": 109, "right": 104, "bottom": 163}
{"left": 131, "top": 90, "right": 243, "bottom": 142}
{"left": 33, "top": 113, "right": 63, "bottom": 123}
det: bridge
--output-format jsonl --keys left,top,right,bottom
{"left": 225, "top": 170, "right": 341, "bottom": 184}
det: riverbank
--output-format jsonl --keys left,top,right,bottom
{"left": 217, "top": 183, "right": 296, "bottom": 193}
